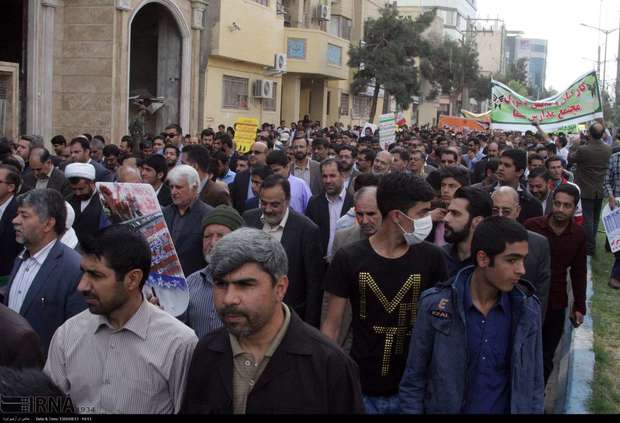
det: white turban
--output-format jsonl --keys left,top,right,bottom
{"left": 65, "top": 163, "right": 96, "bottom": 181}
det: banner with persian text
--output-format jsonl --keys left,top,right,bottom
{"left": 490, "top": 70, "right": 603, "bottom": 132}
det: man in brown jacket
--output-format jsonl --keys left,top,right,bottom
{"left": 569, "top": 121, "right": 612, "bottom": 255}
{"left": 181, "top": 228, "right": 364, "bottom": 414}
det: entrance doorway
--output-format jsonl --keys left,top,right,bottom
{"left": 129, "top": 3, "right": 182, "bottom": 138}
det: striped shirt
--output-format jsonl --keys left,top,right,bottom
{"left": 44, "top": 299, "right": 198, "bottom": 414}
{"left": 183, "top": 266, "right": 223, "bottom": 338}
{"left": 8, "top": 239, "right": 57, "bottom": 313}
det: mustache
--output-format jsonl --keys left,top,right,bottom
{"left": 220, "top": 305, "right": 249, "bottom": 319}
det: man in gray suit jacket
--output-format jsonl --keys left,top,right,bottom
{"left": 492, "top": 187, "right": 551, "bottom": 318}
{"left": 162, "top": 165, "right": 213, "bottom": 277}
{"left": 2, "top": 189, "right": 85, "bottom": 356}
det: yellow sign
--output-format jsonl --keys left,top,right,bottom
{"left": 234, "top": 118, "right": 258, "bottom": 154}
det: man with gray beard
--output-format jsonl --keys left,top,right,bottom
{"left": 182, "top": 205, "right": 245, "bottom": 338}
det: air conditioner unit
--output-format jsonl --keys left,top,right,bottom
{"left": 253, "top": 79, "right": 274, "bottom": 99}
{"left": 317, "top": 4, "right": 330, "bottom": 21}
{"left": 274, "top": 53, "right": 287, "bottom": 72}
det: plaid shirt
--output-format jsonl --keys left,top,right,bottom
{"left": 604, "top": 152, "right": 620, "bottom": 197}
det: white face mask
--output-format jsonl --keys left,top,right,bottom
{"left": 397, "top": 212, "right": 433, "bottom": 246}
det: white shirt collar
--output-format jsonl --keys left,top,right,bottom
{"left": 19, "top": 239, "right": 57, "bottom": 263}
{"left": 0, "top": 195, "right": 14, "bottom": 217}
{"left": 261, "top": 207, "right": 290, "bottom": 231}
{"left": 326, "top": 186, "right": 347, "bottom": 203}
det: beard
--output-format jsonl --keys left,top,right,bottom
{"left": 294, "top": 151, "right": 307, "bottom": 161}
{"left": 82, "top": 285, "right": 128, "bottom": 317}
{"left": 263, "top": 212, "right": 284, "bottom": 227}
{"left": 218, "top": 304, "right": 270, "bottom": 338}
{"left": 339, "top": 161, "right": 353, "bottom": 172}
{"left": 533, "top": 190, "right": 548, "bottom": 202}
{"left": 444, "top": 220, "right": 471, "bottom": 244}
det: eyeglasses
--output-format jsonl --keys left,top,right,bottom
{"left": 165, "top": 133, "right": 177, "bottom": 138}
{"left": 251, "top": 150, "right": 265, "bottom": 155}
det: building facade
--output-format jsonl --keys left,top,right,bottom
{"left": 202, "top": 0, "right": 386, "bottom": 130}
{"left": 1, "top": 0, "right": 395, "bottom": 143}
{"left": 473, "top": 19, "right": 506, "bottom": 77}
{"left": 0, "top": 0, "right": 208, "bottom": 144}
{"left": 506, "top": 35, "right": 548, "bottom": 98}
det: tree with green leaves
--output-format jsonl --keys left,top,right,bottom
{"left": 420, "top": 37, "right": 481, "bottom": 114}
{"left": 348, "top": 4, "right": 435, "bottom": 122}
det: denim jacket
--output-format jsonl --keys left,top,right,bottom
{"left": 399, "top": 265, "right": 544, "bottom": 414}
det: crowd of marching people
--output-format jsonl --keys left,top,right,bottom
{"left": 0, "top": 113, "right": 617, "bottom": 414}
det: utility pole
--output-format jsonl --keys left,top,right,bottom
{"left": 581, "top": 23, "right": 618, "bottom": 93}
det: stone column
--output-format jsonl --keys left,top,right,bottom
{"left": 190, "top": 1, "right": 207, "bottom": 133}
{"left": 112, "top": 0, "right": 132, "bottom": 144}
{"left": 27, "top": 0, "right": 59, "bottom": 141}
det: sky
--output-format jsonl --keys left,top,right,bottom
{"left": 476, "top": 0, "right": 620, "bottom": 97}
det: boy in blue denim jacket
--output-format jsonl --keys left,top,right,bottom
{"left": 399, "top": 216, "right": 544, "bottom": 414}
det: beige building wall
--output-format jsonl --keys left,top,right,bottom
{"left": 23, "top": 0, "right": 206, "bottom": 146}
{"left": 474, "top": 22, "right": 505, "bottom": 77}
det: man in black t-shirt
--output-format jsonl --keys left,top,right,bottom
{"left": 322, "top": 172, "right": 447, "bottom": 414}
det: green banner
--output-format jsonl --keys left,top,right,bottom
{"left": 490, "top": 71, "right": 603, "bottom": 132}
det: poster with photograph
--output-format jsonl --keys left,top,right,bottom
{"left": 96, "top": 182, "right": 189, "bottom": 317}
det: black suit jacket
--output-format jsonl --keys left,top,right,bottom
{"left": 21, "top": 167, "right": 72, "bottom": 198}
{"left": 229, "top": 169, "right": 251, "bottom": 213}
{"left": 243, "top": 208, "right": 325, "bottom": 327}
{"left": 0, "top": 303, "right": 44, "bottom": 368}
{"left": 157, "top": 183, "right": 173, "bottom": 208}
{"left": 3, "top": 240, "right": 86, "bottom": 355}
{"left": 181, "top": 311, "right": 365, "bottom": 414}
{"left": 90, "top": 160, "right": 114, "bottom": 183}
{"left": 163, "top": 200, "right": 213, "bottom": 277}
{"left": 305, "top": 192, "right": 354, "bottom": 256}
{"left": 68, "top": 194, "right": 104, "bottom": 245}
{"left": 0, "top": 197, "right": 21, "bottom": 277}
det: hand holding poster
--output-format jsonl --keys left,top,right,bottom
{"left": 379, "top": 113, "right": 396, "bottom": 150}
{"left": 96, "top": 182, "right": 189, "bottom": 317}
{"left": 602, "top": 200, "right": 620, "bottom": 253}
{"left": 234, "top": 117, "right": 259, "bottom": 154}
{"left": 490, "top": 70, "right": 603, "bottom": 132}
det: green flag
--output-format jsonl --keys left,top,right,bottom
{"left": 490, "top": 70, "right": 603, "bottom": 132}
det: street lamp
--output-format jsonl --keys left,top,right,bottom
{"left": 580, "top": 23, "right": 618, "bottom": 91}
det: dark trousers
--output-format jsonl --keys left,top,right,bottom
{"left": 581, "top": 198, "right": 603, "bottom": 255}
{"left": 612, "top": 251, "right": 620, "bottom": 279}
{"left": 543, "top": 308, "right": 566, "bottom": 386}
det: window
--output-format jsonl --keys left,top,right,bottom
{"left": 328, "top": 15, "right": 352, "bottom": 40}
{"left": 327, "top": 44, "right": 342, "bottom": 65}
{"left": 287, "top": 38, "right": 306, "bottom": 59}
{"left": 252, "top": 0, "right": 269, "bottom": 6}
{"left": 339, "top": 93, "right": 349, "bottom": 116}
{"left": 532, "top": 44, "right": 546, "bottom": 53}
{"left": 222, "top": 75, "right": 249, "bottom": 109}
{"left": 352, "top": 95, "right": 371, "bottom": 119}
{"left": 263, "top": 82, "right": 277, "bottom": 111}
{"left": 438, "top": 9, "right": 457, "bottom": 27}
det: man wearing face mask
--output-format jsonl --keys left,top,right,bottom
{"left": 322, "top": 172, "right": 447, "bottom": 414}
{"left": 182, "top": 205, "right": 244, "bottom": 338}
